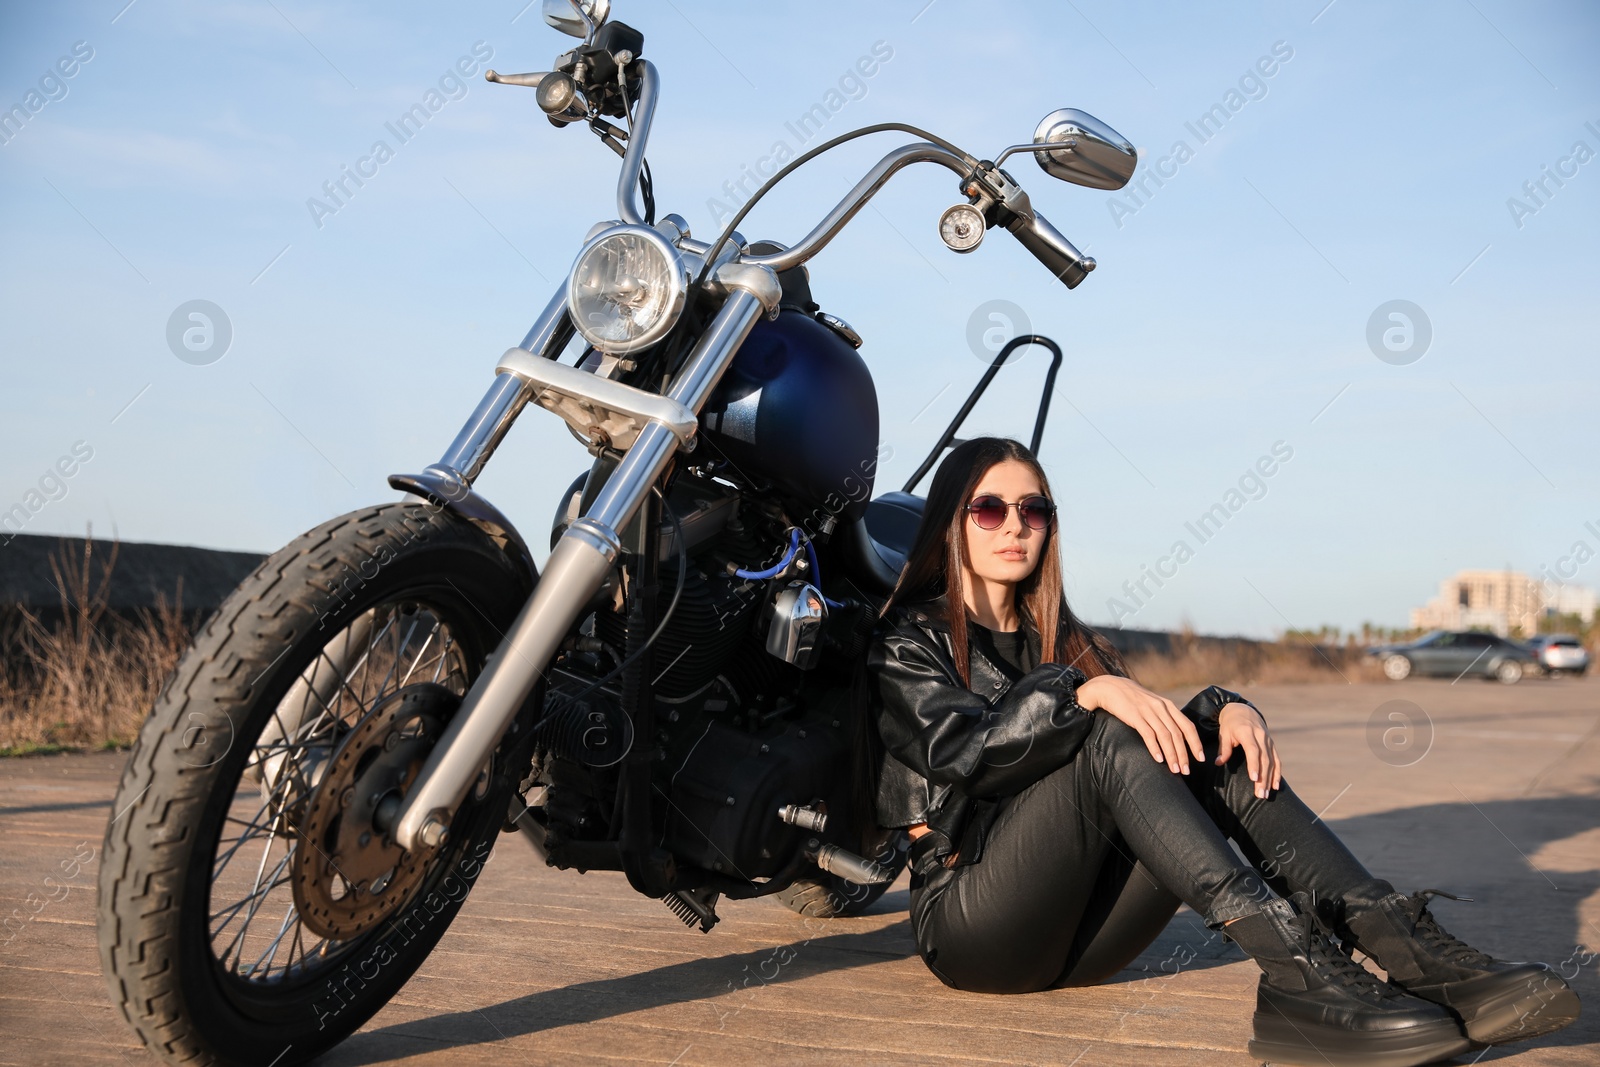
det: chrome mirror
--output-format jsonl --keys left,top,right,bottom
{"left": 1032, "top": 109, "right": 1137, "bottom": 191}
{"left": 542, "top": 0, "right": 610, "bottom": 38}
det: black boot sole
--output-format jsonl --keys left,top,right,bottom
{"left": 1248, "top": 1013, "right": 1472, "bottom": 1067}
{"left": 1452, "top": 972, "right": 1581, "bottom": 1045}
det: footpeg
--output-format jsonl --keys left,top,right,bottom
{"left": 663, "top": 886, "right": 720, "bottom": 932}
{"left": 805, "top": 838, "right": 896, "bottom": 885}
{"left": 777, "top": 803, "right": 827, "bottom": 832}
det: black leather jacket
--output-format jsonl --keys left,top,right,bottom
{"left": 868, "top": 595, "right": 1257, "bottom": 873}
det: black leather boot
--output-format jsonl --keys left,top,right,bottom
{"left": 1343, "top": 889, "right": 1581, "bottom": 1045}
{"left": 1222, "top": 895, "right": 1472, "bottom": 1067}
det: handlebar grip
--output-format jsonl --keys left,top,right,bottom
{"left": 1006, "top": 210, "right": 1096, "bottom": 290}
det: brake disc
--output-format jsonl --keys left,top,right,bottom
{"left": 290, "top": 684, "right": 456, "bottom": 940}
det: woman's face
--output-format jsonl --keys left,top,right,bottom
{"left": 959, "top": 459, "right": 1049, "bottom": 587}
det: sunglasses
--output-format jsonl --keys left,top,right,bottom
{"left": 965, "top": 494, "right": 1056, "bottom": 531}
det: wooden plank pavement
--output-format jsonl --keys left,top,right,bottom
{"left": 2, "top": 678, "right": 1597, "bottom": 1065}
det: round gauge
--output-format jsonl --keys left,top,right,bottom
{"left": 938, "top": 203, "right": 986, "bottom": 253}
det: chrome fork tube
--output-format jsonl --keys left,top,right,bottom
{"left": 436, "top": 375, "right": 531, "bottom": 486}
{"left": 517, "top": 279, "right": 575, "bottom": 356}
{"left": 394, "top": 269, "right": 778, "bottom": 852}
{"left": 435, "top": 282, "right": 574, "bottom": 486}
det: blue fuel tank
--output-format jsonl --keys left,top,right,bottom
{"left": 699, "top": 309, "right": 880, "bottom": 523}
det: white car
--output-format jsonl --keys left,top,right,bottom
{"left": 1524, "top": 635, "right": 1591, "bottom": 676}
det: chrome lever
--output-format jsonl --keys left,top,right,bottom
{"left": 484, "top": 69, "right": 551, "bottom": 87}
{"left": 991, "top": 141, "right": 1070, "bottom": 168}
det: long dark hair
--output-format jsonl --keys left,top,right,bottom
{"left": 850, "top": 437, "right": 1125, "bottom": 843}
{"left": 883, "top": 436, "right": 1126, "bottom": 683}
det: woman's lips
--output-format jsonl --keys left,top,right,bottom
{"left": 996, "top": 548, "right": 1026, "bottom": 560}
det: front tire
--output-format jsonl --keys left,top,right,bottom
{"left": 1494, "top": 660, "right": 1524, "bottom": 684}
{"left": 97, "top": 504, "right": 535, "bottom": 1066}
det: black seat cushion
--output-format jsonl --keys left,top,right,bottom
{"left": 836, "top": 491, "right": 925, "bottom": 596}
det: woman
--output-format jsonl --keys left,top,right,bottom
{"left": 865, "top": 437, "right": 1578, "bottom": 1067}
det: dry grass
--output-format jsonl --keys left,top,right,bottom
{"left": 0, "top": 541, "right": 1389, "bottom": 755}
{"left": 0, "top": 538, "right": 190, "bottom": 756}
{"left": 1126, "top": 627, "right": 1387, "bottom": 692}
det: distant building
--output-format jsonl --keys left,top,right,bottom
{"left": 1410, "top": 569, "right": 1543, "bottom": 637}
{"left": 1544, "top": 583, "right": 1597, "bottom": 625}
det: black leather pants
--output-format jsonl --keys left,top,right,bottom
{"left": 909, "top": 709, "right": 1394, "bottom": 993}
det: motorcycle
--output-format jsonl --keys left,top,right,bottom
{"left": 96, "top": 2, "right": 1137, "bottom": 1062}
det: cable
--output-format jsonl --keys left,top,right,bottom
{"left": 694, "top": 122, "right": 974, "bottom": 288}
{"left": 535, "top": 488, "right": 687, "bottom": 726}
{"left": 734, "top": 529, "right": 800, "bottom": 580}
{"left": 800, "top": 537, "right": 846, "bottom": 609}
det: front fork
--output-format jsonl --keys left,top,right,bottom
{"left": 391, "top": 263, "right": 782, "bottom": 853}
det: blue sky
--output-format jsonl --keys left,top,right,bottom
{"left": 1, "top": 0, "right": 1596, "bottom": 638}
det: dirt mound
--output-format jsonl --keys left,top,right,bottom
{"left": 0, "top": 532, "right": 263, "bottom": 626}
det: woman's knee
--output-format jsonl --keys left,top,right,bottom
{"left": 1088, "top": 710, "right": 1153, "bottom": 763}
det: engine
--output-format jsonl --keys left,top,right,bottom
{"left": 593, "top": 489, "right": 781, "bottom": 703}
{"left": 529, "top": 468, "right": 861, "bottom": 882}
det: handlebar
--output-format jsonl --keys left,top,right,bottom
{"left": 1006, "top": 210, "right": 1095, "bottom": 289}
{"left": 742, "top": 142, "right": 973, "bottom": 274}
{"left": 737, "top": 142, "right": 1094, "bottom": 293}
{"left": 616, "top": 60, "right": 659, "bottom": 225}
{"left": 504, "top": 21, "right": 1096, "bottom": 293}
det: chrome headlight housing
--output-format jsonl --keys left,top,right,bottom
{"left": 566, "top": 224, "right": 689, "bottom": 355}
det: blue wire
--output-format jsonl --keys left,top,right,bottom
{"left": 802, "top": 537, "right": 847, "bottom": 609}
{"left": 734, "top": 528, "right": 801, "bottom": 580}
{"left": 734, "top": 529, "right": 848, "bottom": 610}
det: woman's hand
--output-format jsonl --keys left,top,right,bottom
{"left": 1217, "top": 702, "right": 1281, "bottom": 799}
{"left": 1076, "top": 675, "right": 1205, "bottom": 775}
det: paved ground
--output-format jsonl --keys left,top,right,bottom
{"left": 2, "top": 677, "right": 1597, "bottom": 1066}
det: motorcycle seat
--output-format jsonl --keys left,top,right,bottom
{"left": 836, "top": 491, "right": 924, "bottom": 597}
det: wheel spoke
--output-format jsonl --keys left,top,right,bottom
{"left": 213, "top": 850, "right": 292, "bottom": 954}
{"left": 397, "top": 623, "right": 440, "bottom": 689}
{"left": 214, "top": 811, "right": 278, "bottom": 875}
{"left": 216, "top": 805, "right": 297, "bottom": 968}
{"left": 246, "top": 900, "right": 299, "bottom": 978}
{"left": 371, "top": 616, "right": 422, "bottom": 702}
{"left": 431, "top": 631, "right": 458, "bottom": 684}
{"left": 210, "top": 870, "right": 292, "bottom": 935}
{"left": 206, "top": 596, "right": 475, "bottom": 987}
{"left": 353, "top": 608, "right": 393, "bottom": 706}
{"left": 330, "top": 609, "right": 396, "bottom": 713}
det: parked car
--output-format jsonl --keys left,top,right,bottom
{"left": 1524, "top": 634, "right": 1591, "bottom": 676}
{"left": 1367, "top": 630, "right": 1535, "bottom": 683}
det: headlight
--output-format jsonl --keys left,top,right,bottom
{"left": 566, "top": 224, "right": 689, "bottom": 355}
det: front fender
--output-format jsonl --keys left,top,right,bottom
{"left": 389, "top": 466, "right": 537, "bottom": 587}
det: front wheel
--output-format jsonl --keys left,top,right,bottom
{"left": 1494, "top": 660, "right": 1524, "bottom": 684}
{"left": 1383, "top": 654, "right": 1413, "bottom": 681}
{"left": 97, "top": 503, "right": 536, "bottom": 1066}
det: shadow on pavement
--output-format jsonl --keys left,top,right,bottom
{"left": 1327, "top": 794, "right": 1599, "bottom": 1055}
{"left": 337, "top": 793, "right": 1596, "bottom": 1061}
{"left": 328, "top": 919, "right": 917, "bottom": 1064}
